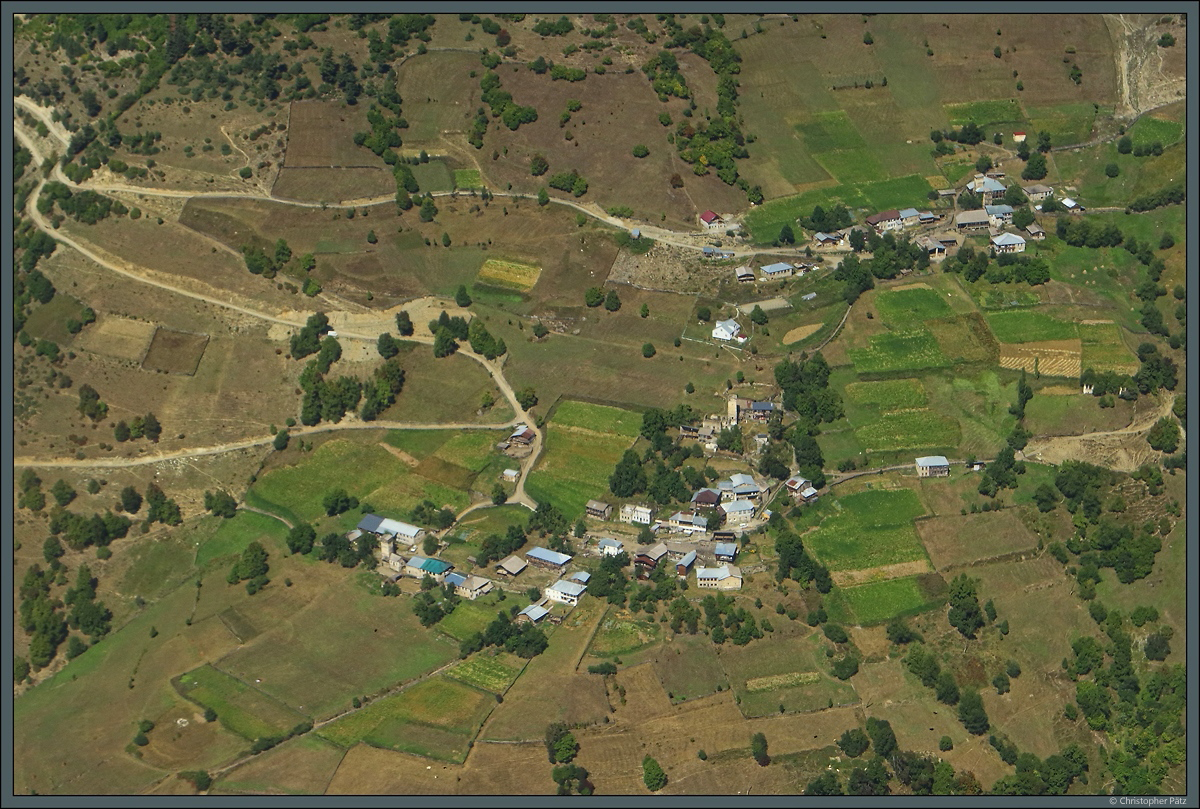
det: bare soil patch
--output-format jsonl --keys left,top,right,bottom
{"left": 73, "top": 314, "right": 156, "bottom": 362}
{"left": 831, "top": 559, "right": 933, "bottom": 587}
{"left": 283, "top": 101, "right": 383, "bottom": 168}
{"left": 783, "top": 323, "right": 824, "bottom": 345}
{"left": 998, "top": 338, "right": 1082, "bottom": 378}
{"left": 737, "top": 296, "right": 792, "bottom": 314}
{"left": 142, "top": 328, "right": 210, "bottom": 375}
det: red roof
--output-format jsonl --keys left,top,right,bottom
{"left": 700, "top": 210, "right": 721, "bottom": 224}
{"left": 864, "top": 209, "right": 900, "bottom": 225}
{"left": 1013, "top": 131, "right": 1025, "bottom": 135}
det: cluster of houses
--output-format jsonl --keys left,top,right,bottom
{"left": 864, "top": 207, "right": 942, "bottom": 233}
{"left": 626, "top": 538, "right": 742, "bottom": 589}
{"left": 951, "top": 174, "right": 1079, "bottom": 255}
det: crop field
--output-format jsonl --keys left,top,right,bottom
{"left": 844, "top": 378, "right": 927, "bottom": 411}
{"left": 525, "top": 402, "right": 640, "bottom": 518}
{"left": 720, "top": 633, "right": 859, "bottom": 717}
{"left": 588, "top": 614, "right": 663, "bottom": 659}
{"left": 1024, "top": 102, "right": 1100, "bottom": 147}
{"left": 1078, "top": 321, "right": 1137, "bottom": 373}
{"left": 853, "top": 409, "right": 961, "bottom": 453}
{"left": 432, "top": 430, "right": 504, "bottom": 473}
{"left": 283, "top": 100, "right": 379, "bottom": 167}
{"left": 926, "top": 313, "right": 999, "bottom": 365}
{"left": 446, "top": 653, "right": 526, "bottom": 695}
{"left": 213, "top": 735, "right": 346, "bottom": 796}
{"left": 141, "top": 328, "right": 209, "bottom": 375}
{"left": 318, "top": 676, "right": 494, "bottom": 763}
{"left": 835, "top": 576, "right": 938, "bottom": 625}
{"left": 803, "top": 488, "right": 929, "bottom": 572}
{"left": 873, "top": 286, "right": 954, "bottom": 326}
{"left": 176, "top": 665, "right": 308, "bottom": 740}
{"left": 943, "top": 99, "right": 1023, "bottom": 128}
{"left": 848, "top": 328, "right": 952, "bottom": 374}
{"left": 813, "top": 148, "right": 887, "bottom": 185}
{"left": 250, "top": 438, "right": 469, "bottom": 525}
{"left": 272, "top": 167, "right": 395, "bottom": 203}
{"left": 916, "top": 510, "right": 1042, "bottom": 571}
{"left": 476, "top": 258, "right": 542, "bottom": 291}
{"left": 984, "top": 310, "right": 1078, "bottom": 344}
{"left": 997, "top": 338, "right": 1082, "bottom": 378}
{"left": 653, "top": 635, "right": 727, "bottom": 703}
{"left": 215, "top": 585, "right": 459, "bottom": 721}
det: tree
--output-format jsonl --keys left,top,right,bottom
{"left": 865, "top": 717, "right": 897, "bottom": 758}
{"left": 1105, "top": 163, "right": 1120, "bottom": 178}
{"left": 863, "top": 31, "right": 873, "bottom": 45}
{"left": 778, "top": 224, "right": 795, "bottom": 245}
{"left": 936, "top": 670, "right": 960, "bottom": 705}
{"left": 958, "top": 689, "right": 990, "bottom": 734}
{"left": 119, "top": 486, "right": 142, "bottom": 514}
{"left": 805, "top": 771, "right": 844, "bottom": 796}
{"left": 516, "top": 388, "right": 538, "bottom": 410}
{"left": 433, "top": 328, "right": 459, "bottom": 358}
{"left": 1117, "top": 135, "right": 1133, "bottom": 154}
{"left": 492, "top": 483, "right": 508, "bottom": 505}
{"left": 554, "top": 732, "right": 579, "bottom": 763}
{"left": 204, "top": 490, "right": 238, "bottom": 518}
{"left": 642, "top": 343, "right": 656, "bottom": 358}
{"left": 322, "top": 488, "right": 358, "bottom": 517}
{"left": 947, "top": 573, "right": 985, "bottom": 638}
{"left": 530, "top": 154, "right": 549, "bottom": 175}
{"left": 367, "top": 229, "right": 378, "bottom": 245}
{"left": 838, "top": 728, "right": 870, "bottom": 757}
{"left": 975, "top": 155, "right": 993, "bottom": 173}
{"left": 532, "top": 321, "right": 549, "bottom": 339}
{"left": 1021, "top": 152, "right": 1047, "bottom": 181}
{"left": 377, "top": 333, "right": 399, "bottom": 358}
{"left": 537, "top": 187, "right": 549, "bottom": 206}
{"left": 395, "top": 310, "right": 414, "bottom": 336}
{"left": 642, "top": 756, "right": 667, "bottom": 791}
{"left": 114, "top": 421, "right": 131, "bottom": 442}
{"left": 750, "top": 732, "right": 770, "bottom": 766}
{"left": 50, "top": 479, "right": 76, "bottom": 508}
{"left": 604, "top": 289, "right": 621, "bottom": 311}
{"left": 456, "top": 285, "right": 472, "bottom": 307}
{"left": 640, "top": 303, "right": 650, "bottom": 318}
{"left": 750, "top": 305, "right": 768, "bottom": 325}
{"left": 632, "top": 144, "right": 649, "bottom": 158}
{"left": 1146, "top": 417, "right": 1179, "bottom": 452}
{"left": 584, "top": 287, "right": 604, "bottom": 307}
{"left": 419, "top": 195, "right": 437, "bottom": 222}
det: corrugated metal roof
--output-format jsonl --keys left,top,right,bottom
{"left": 527, "top": 547, "right": 572, "bottom": 566}
{"left": 519, "top": 604, "right": 549, "bottom": 621}
{"left": 499, "top": 555, "right": 527, "bottom": 573}
{"left": 598, "top": 538, "right": 623, "bottom": 549}
{"left": 714, "top": 542, "right": 737, "bottom": 557}
{"left": 549, "top": 579, "right": 587, "bottom": 597}
{"left": 678, "top": 550, "right": 697, "bottom": 567}
{"left": 991, "top": 233, "right": 1026, "bottom": 246}
{"left": 760, "top": 262, "right": 794, "bottom": 274}
{"left": 357, "top": 514, "right": 383, "bottom": 533}
{"left": 916, "top": 455, "right": 950, "bottom": 467}
{"left": 898, "top": 208, "right": 920, "bottom": 218}
{"left": 722, "top": 499, "right": 755, "bottom": 514}
{"left": 570, "top": 571, "right": 591, "bottom": 583}
{"left": 444, "top": 572, "right": 466, "bottom": 587}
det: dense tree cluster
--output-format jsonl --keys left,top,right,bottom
{"left": 227, "top": 541, "right": 270, "bottom": 594}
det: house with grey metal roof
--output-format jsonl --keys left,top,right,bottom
{"left": 453, "top": 574, "right": 494, "bottom": 600}
{"left": 664, "top": 511, "right": 708, "bottom": 534}
{"left": 1021, "top": 183, "right": 1053, "bottom": 201}
{"left": 719, "top": 498, "right": 756, "bottom": 524}
{"left": 635, "top": 543, "right": 670, "bottom": 570}
{"left": 597, "top": 538, "right": 625, "bottom": 556}
{"left": 985, "top": 204, "right": 1015, "bottom": 227}
{"left": 585, "top": 500, "right": 612, "bottom": 520}
{"left": 990, "top": 232, "right": 1026, "bottom": 253}
{"left": 497, "top": 555, "right": 527, "bottom": 577}
{"left": 916, "top": 455, "right": 951, "bottom": 478}
{"left": 696, "top": 564, "right": 742, "bottom": 590}
{"left": 714, "top": 542, "right": 738, "bottom": 563}
{"left": 526, "top": 547, "right": 573, "bottom": 570}
{"left": 897, "top": 208, "right": 921, "bottom": 227}
{"left": 569, "top": 571, "right": 591, "bottom": 584}
{"left": 357, "top": 514, "right": 424, "bottom": 542}
{"left": 1026, "top": 222, "right": 1046, "bottom": 240}
{"left": 955, "top": 210, "right": 991, "bottom": 231}
{"left": 517, "top": 604, "right": 549, "bottom": 623}
{"left": 546, "top": 579, "right": 587, "bottom": 606}
{"left": 966, "top": 174, "right": 1006, "bottom": 201}
{"left": 734, "top": 265, "right": 756, "bottom": 283}
{"left": 814, "top": 231, "right": 843, "bottom": 247}
{"left": 760, "top": 262, "right": 794, "bottom": 278}
{"left": 675, "top": 550, "right": 697, "bottom": 576}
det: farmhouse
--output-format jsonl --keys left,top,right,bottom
{"left": 760, "top": 262, "right": 795, "bottom": 279}
{"left": 546, "top": 579, "right": 587, "bottom": 606}
{"left": 991, "top": 232, "right": 1026, "bottom": 253}
{"left": 526, "top": 547, "right": 572, "bottom": 570}
{"left": 897, "top": 208, "right": 921, "bottom": 228}
{"left": 517, "top": 604, "right": 549, "bottom": 624}
{"left": 814, "top": 231, "right": 844, "bottom": 247}
{"left": 700, "top": 210, "right": 724, "bottom": 230}
{"left": 357, "top": 514, "right": 424, "bottom": 544}
{"left": 955, "top": 210, "right": 991, "bottom": 232}
{"left": 1022, "top": 183, "right": 1053, "bottom": 201}
{"left": 712, "top": 319, "right": 747, "bottom": 344}
{"left": 496, "top": 555, "right": 527, "bottom": 577}
{"left": 619, "top": 504, "right": 653, "bottom": 525}
{"left": 665, "top": 511, "right": 708, "bottom": 535}
{"left": 405, "top": 555, "right": 453, "bottom": 583}
{"left": 1012, "top": 131, "right": 1027, "bottom": 143}
{"left": 784, "top": 475, "right": 819, "bottom": 503}
{"left": 691, "top": 487, "right": 723, "bottom": 508}
{"left": 734, "top": 265, "right": 756, "bottom": 283}
{"left": 984, "top": 204, "right": 1014, "bottom": 227}
{"left": 937, "top": 233, "right": 961, "bottom": 249}
{"left": 696, "top": 564, "right": 742, "bottom": 590}
{"left": 444, "top": 573, "right": 494, "bottom": 600}
{"left": 1026, "top": 222, "right": 1046, "bottom": 240}
{"left": 597, "top": 538, "right": 625, "bottom": 557}
{"left": 585, "top": 500, "right": 613, "bottom": 520}
{"left": 1061, "top": 197, "right": 1082, "bottom": 212}
{"left": 865, "top": 209, "right": 902, "bottom": 232}
{"left": 719, "top": 498, "right": 756, "bottom": 525}
{"left": 378, "top": 542, "right": 406, "bottom": 573}
{"left": 714, "top": 542, "right": 738, "bottom": 563}
{"left": 916, "top": 455, "right": 951, "bottom": 478}
{"left": 702, "top": 246, "right": 735, "bottom": 259}
{"left": 966, "top": 174, "right": 1006, "bottom": 202}
{"left": 741, "top": 400, "right": 777, "bottom": 422}
{"left": 918, "top": 211, "right": 940, "bottom": 224}
{"left": 635, "top": 543, "right": 670, "bottom": 570}
{"left": 509, "top": 426, "right": 536, "bottom": 445}
{"left": 676, "top": 550, "right": 697, "bottom": 576}
{"left": 915, "top": 235, "right": 946, "bottom": 258}
{"left": 502, "top": 468, "right": 519, "bottom": 482}
{"left": 720, "top": 473, "right": 763, "bottom": 500}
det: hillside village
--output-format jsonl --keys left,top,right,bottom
{"left": 10, "top": 10, "right": 1188, "bottom": 800}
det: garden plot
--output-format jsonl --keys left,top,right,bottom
{"left": 1079, "top": 321, "right": 1137, "bottom": 374}
{"left": 848, "top": 329, "right": 952, "bottom": 374}
{"left": 803, "top": 488, "right": 929, "bottom": 573}
{"left": 997, "top": 339, "right": 1082, "bottom": 378}
{"left": 476, "top": 258, "right": 542, "bottom": 291}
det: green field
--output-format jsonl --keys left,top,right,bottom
{"left": 445, "top": 653, "right": 526, "bottom": 695}
{"left": 844, "top": 378, "right": 928, "bottom": 411}
{"left": 874, "top": 287, "right": 955, "bottom": 326}
{"left": 453, "top": 168, "right": 483, "bottom": 189}
{"left": 436, "top": 599, "right": 501, "bottom": 642}
{"left": 22, "top": 294, "right": 86, "bottom": 345}
{"left": 853, "top": 409, "right": 961, "bottom": 453}
{"left": 411, "top": 159, "right": 454, "bottom": 193}
{"left": 943, "top": 99, "right": 1023, "bottom": 128}
{"left": 195, "top": 511, "right": 288, "bottom": 568}
{"left": 1079, "top": 322, "right": 1137, "bottom": 373}
{"left": 1128, "top": 115, "right": 1184, "bottom": 147}
{"left": 177, "top": 665, "right": 309, "bottom": 740}
{"left": 835, "top": 576, "right": 938, "bottom": 625}
{"left": 795, "top": 110, "right": 868, "bottom": 152}
{"left": 985, "top": 310, "right": 1079, "bottom": 344}
{"left": 384, "top": 429, "right": 452, "bottom": 461}
{"left": 317, "top": 676, "right": 494, "bottom": 762}
{"left": 1024, "top": 102, "right": 1101, "bottom": 147}
{"left": 804, "top": 488, "right": 929, "bottom": 572}
{"left": 432, "top": 430, "right": 504, "bottom": 473}
{"left": 525, "top": 402, "right": 639, "bottom": 518}
{"left": 588, "top": 614, "right": 662, "bottom": 658}
{"left": 654, "top": 635, "right": 728, "bottom": 703}
{"left": 848, "top": 329, "right": 952, "bottom": 374}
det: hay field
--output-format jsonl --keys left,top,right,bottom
{"left": 72, "top": 314, "right": 156, "bottom": 361}
{"left": 804, "top": 488, "right": 929, "bottom": 572}
{"left": 272, "top": 167, "right": 395, "bottom": 203}
{"left": 848, "top": 328, "right": 952, "bottom": 374}
{"left": 916, "top": 510, "right": 1041, "bottom": 570}
{"left": 476, "top": 258, "right": 542, "bottom": 291}
{"left": 284, "top": 101, "right": 381, "bottom": 167}
{"left": 997, "top": 338, "right": 1082, "bottom": 378}
{"left": 719, "top": 633, "right": 859, "bottom": 717}
{"left": 142, "top": 328, "right": 209, "bottom": 374}
{"left": 213, "top": 735, "right": 346, "bottom": 795}
{"left": 1078, "top": 321, "right": 1137, "bottom": 374}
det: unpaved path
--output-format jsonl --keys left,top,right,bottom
{"left": 1022, "top": 392, "right": 1178, "bottom": 472}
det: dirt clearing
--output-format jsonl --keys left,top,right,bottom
{"left": 783, "top": 323, "right": 825, "bottom": 345}
{"left": 831, "top": 559, "right": 933, "bottom": 587}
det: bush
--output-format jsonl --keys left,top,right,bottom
{"left": 1105, "top": 163, "right": 1120, "bottom": 178}
{"left": 939, "top": 735, "right": 954, "bottom": 751}
{"left": 642, "top": 343, "right": 656, "bottom": 358}
{"left": 238, "top": 167, "right": 252, "bottom": 179}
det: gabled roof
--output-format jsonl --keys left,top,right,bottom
{"left": 955, "top": 210, "right": 991, "bottom": 224}
{"left": 1062, "top": 197, "right": 1078, "bottom": 208}
{"left": 785, "top": 475, "right": 810, "bottom": 490}
{"left": 527, "top": 547, "right": 572, "bottom": 566}
{"left": 691, "top": 488, "right": 722, "bottom": 505}
{"left": 357, "top": 514, "right": 383, "bottom": 533}
{"left": 598, "top": 538, "right": 624, "bottom": 550}
{"left": 749, "top": 401, "right": 775, "bottom": 412}
{"left": 734, "top": 265, "right": 755, "bottom": 278}
{"left": 729, "top": 473, "right": 757, "bottom": 486}
{"left": 519, "top": 604, "right": 549, "bottom": 621}
{"left": 916, "top": 455, "right": 950, "bottom": 467}
{"left": 721, "top": 499, "right": 755, "bottom": 515}
{"left": 585, "top": 499, "right": 611, "bottom": 512}
{"left": 714, "top": 318, "right": 741, "bottom": 332}
{"left": 1026, "top": 223, "right": 1045, "bottom": 234}
{"left": 760, "top": 262, "right": 794, "bottom": 274}
{"left": 677, "top": 550, "right": 697, "bottom": 567}
{"left": 800, "top": 486, "right": 818, "bottom": 498}
{"left": 638, "top": 543, "right": 670, "bottom": 561}
{"left": 697, "top": 564, "right": 739, "bottom": 581}
{"left": 898, "top": 207, "right": 920, "bottom": 219}
{"left": 444, "top": 572, "right": 467, "bottom": 588}
{"left": 570, "top": 571, "right": 591, "bottom": 583}
{"left": 714, "top": 542, "right": 737, "bottom": 557}
{"left": 700, "top": 210, "right": 721, "bottom": 224}
{"left": 549, "top": 579, "right": 587, "bottom": 597}
{"left": 408, "top": 555, "right": 452, "bottom": 574}
{"left": 865, "top": 209, "right": 900, "bottom": 224}
{"left": 814, "top": 231, "right": 841, "bottom": 241}
{"left": 668, "top": 512, "right": 708, "bottom": 529}
{"left": 991, "top": 233, "right": 1026, "bottom": 247}
{"left": 984, "top": 204, "right": 1014, "bottom": 215}
{"left": 969, "top": 176, "right": 1006, "bottom": 193}
{"left": 498, "top": 555, "right": 527, "bottom": 574}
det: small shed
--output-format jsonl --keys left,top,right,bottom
{"left": 497, "top": 555, "right": 528, "bottom": 577}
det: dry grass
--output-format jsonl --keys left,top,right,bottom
{"left": 142, "top": 328, "right": 209, "bottom": 375}
{"left": 272, "top": 167, "right": 395, "bottom": 204}
{"left": 783, "top": 323, "right": 824, "bottom": 345}
{"left": 477, "top": 258, "right": 542, "bottom": 291}
{"left": 73, "top": 314, "right": 157, "bottom": 362}
{"left": 998, "top": 338, "right": 1082, "bottom": 378}
{"left": 915, "top": 510, "right": 1041, "bottom": 571}
{"left": 283, "top": 101, "right": 383, "bottom": 167}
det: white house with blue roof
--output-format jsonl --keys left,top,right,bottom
{"left": 546, "top": 579, "right": 587, "bottom": 606}
{"left": 759, "top": 262, "right": 794, "bottom": 279}
{"left": 985, "top": 204, "right": 1015, "bottom": 227}
{"left": 990, "top": 232, "right": 1026, "bottom": 253}
{"left": 898, "top": 208, "right": 921, "bottom": 227}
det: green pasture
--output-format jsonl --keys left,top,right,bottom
{"left": 1129, "top": 114, "right": 1184, "bottom": 147}
{"left": 196, "top": 511, "right": 289, "bottom": 568}
{"left": 446, "top": 653, "right": 526, "bottom": 695}
{"left": 832, "top": 576, "right": 939, "bottom": 626}
{"left": 654, "top": 635, "right": 728, "bottom": 703}
{"left": 384, "top": 429, "right": 452, "bottom": 461}
{"left": 804, "top": 488, "right": 928, "bottom": 572}
{"left": 1024, "top": 102, "right": 1100, "bottom": 147}
{"left": 813, "top": 148, "right": 887, "bottom": 185}
{"left": 984, "top": 310, "right": 1078, "bottom": 344}
{"left": 22, "top": 294, "right": 85, "bottom": 345}
{"left": 454, "top": 168, "right": 483, "bottom": 189}
{"left": 433, "top": 430, "right": 504, "bottom": 473}
{"left": 873, "top": 287, "right": 953, "bottom": 326}
{"left": 411, "top": 160, "right": 454, "bottom": 193}
{"left": 796, "top": 110, "right": 868, "bottom": 152}
{"left": 844, "top": 378, "right": 927, "bottom": 412}
{"left": 848, "top": 328, "right": 952, "bottom": 374}
{"left": 587, "top": 614, "right": 662, "bottom": 658}
{"left": 176, "top": 664, "right": 308, "bottom": 740}
{"left": 550, "top": 400, "right": 643, "bottom": 438}
{"left": 1079, "top": 322, "right": 1137, "bottom": 372}
{"left": 116, "top": 526, "right": 202, "bottom": 601}
{"left": 436, "top": 599, "right": 501, "bottom": 642}
{"left": 854, "top": 409, "right": 961, "bottom": 453}
{"left": 969, "top": 284, "right": 1042, "bottom": 310}
{"left": 943, "top": 99, "right": 1023, "bottom": 128}
{"left": 525, "top": 402, "right": 639, "bottom": 518}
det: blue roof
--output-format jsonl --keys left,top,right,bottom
{"left": 527, "top": 547, "right": 572, "bottom": 566}
{"left": 570, "top": 571, "right": 591, "bottom": 583}
{"left": 702, "top": 246, "right": 717, "bottom": 255}
{"left": 444, "top": 572, "right": 466, "bottom": 587}
{"left": 750, "top": 401, "right": 774, "bottom": 411}
{"left": 898, "top": 208, "right": 919, "bottom": 218}
{"left": 985, "top": 204, "right": 1014, "bottom": 215}
{"left": 357, "top": 514, "right": 383, "bottom": 533}
{"left": 761, "top": 262, "right": 793, "bottom": 274}
{"left": 630, "top": 228, "right": 640, "bottom": 238}
{"left": 678, "top": 550, "right": 697, "bottom": 567}
{"left": 598, "top": 538, "right": 623, "bottom": 549}
{"left": 715, "top": 542, "right": 737, "bottom": 557}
